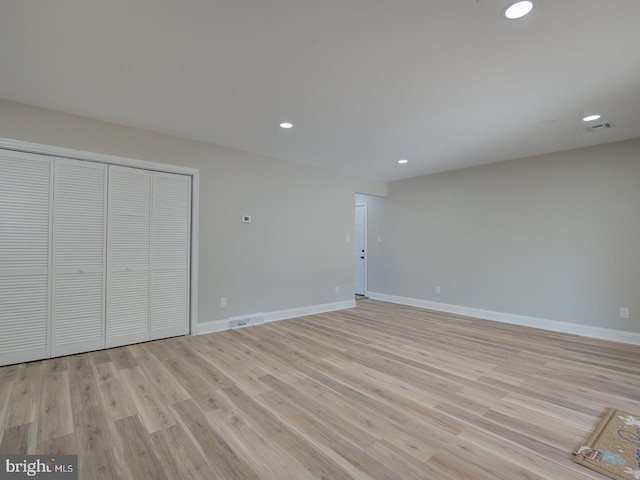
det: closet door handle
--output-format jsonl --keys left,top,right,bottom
{"left": 78, "top": 268, "right": 86, "bottom": 273}
{"left": 125, "top": 267, "right": 131, "bottom": 272}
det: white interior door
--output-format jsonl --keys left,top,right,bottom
{"left": 52, "top": 158, "right": 107, "bottom": 357}
{"left": 0, "top": 150, "right": 52, "bottom": 365}
{"left": 106, "top": 166, "right": 152, "bottom": 348}
{"left": 354, "top": 204, "right": 367, "bottom": 296}
{"left": 150, "top": 172, "right": 191, "bottom": 340}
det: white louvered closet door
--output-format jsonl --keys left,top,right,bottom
{"left": 106, "top": 166, "right": 152, "bottom": 348}
{"left": 0, "top": 150, "right": 52, "bottom": 366}
{"left": 150, "top": 172, "right": 191, "bottom": 340}
{"left": 52, "top": 159, "right": 107, "bottom": 357}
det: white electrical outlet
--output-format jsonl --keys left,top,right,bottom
{"left": 619, "top": 307, "right": 630, "bottom": 319}
{"left": 435, "top": 286, "right": 441, "bottom": 294}
{"left": 220, "top": 297, "right": 227, "bottom": 308}
{"left": 335, "top": 286, "right": 340, "bottom": 294}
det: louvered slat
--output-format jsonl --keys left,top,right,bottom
{"left": 106, "top": 271, "right": 149, "bottom": 347}
{"left": 108, "top": 167, "right": 151, "bottom": 268}
{"left": 54, "top": 160, "right": 106, "bottom": 268}
{"left": 0, "top": 151, "right": 51, "bottom": 270}
{"left": 0, "top": 276, "right": 49, "bottom": 352}
{"left": 53, "top": 273, "right": 104, "bottom": 348}
{"left": 150, "top": 269, "right": 189, "bottom": 339}
{"left": 152, "top": 173, "right": 191, "bottom": 267}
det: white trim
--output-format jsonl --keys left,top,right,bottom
{"left": 355, "top": 203, "right": 367, "bottom": 296}
{"left": 0, "top": 138, "right": 200, "bottom": 338}
{"left": 47, "top": 157, "right": 55, "bottom": 358}
{"left": 0, "top": 138, "right": 196, "bottom": 175}
{"left": 197, "top": 319, "right": 230, "bottom": 335}
{"left": 197, "top": 300, "right": 357, "bottom": 335}
{"left": 263, "top": 300, "right": 356, "bottom": 323}
{"left": 189, "top": 172, "right": 200, "bottom": 334}
{"left": 367, "top": 292, "right": 640, "bottom": 346}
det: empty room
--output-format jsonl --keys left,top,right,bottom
{"left": 1, "top": 1, "right": 639, "bottom": 479}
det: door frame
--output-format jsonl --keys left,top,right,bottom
{"left": 0, "top": 137, "right": 200, "bottom": 335}
{"left": 355, "top": 202, "right": 367, "bottom": 296}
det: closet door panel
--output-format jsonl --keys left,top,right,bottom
{"left": 0, "top": 150, "right": 52, "bottom": 366}
{"left": 53, "top": 273, "right": 104, "bottom": 355}
{"left": 107, "top": 166, "right": 151, "bottom": 348}
{"left": 106, "top": 271, "right": 150, "bottom": 347}
{"left": 0, "top": 151, "right": 51, "bottom": 269}
{"left": 108, "top": 167, "right": 152, "bottom": 268}
{"left": 150, "top": 172, "right": 191, "bottom": 339}
{"left": 150, "top": 269, "right": 189, "bottom": 339}
{"left": 0, "top": 275, "right": 49, "bottom": 365}
{"left": 151, "top": 173, "right": 191, "bottom": 267}
{"left": 51, "top": 159, "right": 107, "bottom": 357}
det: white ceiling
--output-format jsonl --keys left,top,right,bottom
{"left": 1, "top": 0, "right": 639, "bottom": 181}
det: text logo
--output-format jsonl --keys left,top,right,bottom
{"left": 0, "top": 456, "right": 77, "bottom": 480}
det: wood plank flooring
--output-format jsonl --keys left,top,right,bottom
{"left": 1, "top": 299, "right": 639, "bottom": 479}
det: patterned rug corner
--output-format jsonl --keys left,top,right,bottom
{"left": 574, "top": 408, "right": 640, "bottom": 480}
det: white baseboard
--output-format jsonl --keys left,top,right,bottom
{"left": 195, "top": 299, "right": 357, "bottom": 336}
{"left": 194, "top": 319, "right": 229, "bottom": 335}
{"left": 367, "top": 292, "right": 640, "bottom": 346}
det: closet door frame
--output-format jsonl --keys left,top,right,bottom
{"left": 0, "top": 138, "right": 200, "bottom": 337}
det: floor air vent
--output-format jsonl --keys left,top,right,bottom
{"left": 584, "top": 122, "right": 613, "bottom": 133}
{"left": 229, "top": 314, "right": 264, "bottom": 330}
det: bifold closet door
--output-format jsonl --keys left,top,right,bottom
{"left": 150, "top": 172, "right": 191, "bottom": 340}
{"left": 0, "top": 149, "right": 192, "bottom": 365}
{"left": 0, "top": 150, "right": 52, "bottom": 366}
{"left": 51, "top": 159, "right": 107, "bottom": 357}
{"left": 107, "top": 167, "right": 191, "bottom": 346}
{"left": 106, "top": 166, "right": 151, "bottom": 348}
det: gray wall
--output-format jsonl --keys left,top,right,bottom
{"left": 364, "top": 138, "right": 640, "bottom": 333}
{"left": 4, "top": 98, "right": 637, "bottom": 334}
{"left": 0, "top": 99, "right": 387, "bottom": 324}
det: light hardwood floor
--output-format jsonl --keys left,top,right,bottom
{"left": 1, "top": 299, "right": 639, "bottom": 479}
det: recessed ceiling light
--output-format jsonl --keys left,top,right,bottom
{"left": 398, "top": 159, "right": 409, "bottom": 164}
{"left": 279, "top": 122, "right": 293, "bottom": 129}
{"left": 582, "top": 114, "right": 601, "bottom": 122}
{"left": 502, "top": 1, "right": 534, "bottom": 19}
